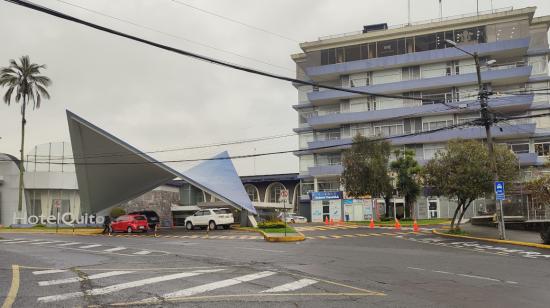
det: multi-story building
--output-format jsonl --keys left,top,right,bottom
{"left": 292, "top": 7, "right": 550, "bottom": 222}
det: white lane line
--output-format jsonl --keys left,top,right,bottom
{"left": 38, "top": 271, "right": 134, "bottom": 286}
{"left": 33, "top": 269, "right": 68, "bottom": 275}
{"left": 30, "top": 241, "right": 60, "bottom": 245}
{"left": 261, "top": 278, "right": 318, "bottom": 293}
{"left": 78, "top": 244, "right": 102, "bottom": 249}
{"left": 3, "top": 240, "right": 41, "bottom": 244}
{"left": 0, "top": 238, "right": 24, "bottom": 242}
{"left": 241, "top": 247, "right": 286, "bottom": 253}
{"left": 36, "top": 269, "right": 224, "bottom": 303}
{"left": 133, "top": 250, "right": 151, "bottom": 255}
{"left": 154, "top": 271, "right": 276, "bottom": 300}
{"left": 455, "top": 273, "right": 501, "bottom": 283}
{"left": 103, "top": 247, "right": 126, "bottom": 252}
{"left": 407, "top": 267, "right": 425, "bottom": 271}
{"left": 57, "top": 242, "right": 81, "bottom": 246}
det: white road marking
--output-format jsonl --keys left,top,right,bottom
{"left": 261, "top": 278, "right": 318, "bottom": 293}
{"left": 3, "top": 240, "right": 40, "bottom": 244}
{"left": 0, "top": 238, "right": 24, "bottom": 242}
{"left": 38, "top": 271, "right": 134, "bottom": 286}
{"left": 133, "top": 250, "right": 151, "bottom": 255}
{"left": 407, "top": 267, "right": 518, "bottom": 285}
{"left": 78, "top": 244, "right": 102, "bottom": 249}
{"left": 36, "top": 269, "right": 224, "bottom": 303}
{"left": 33, "top": 269, "right": 68, "bottom": 275}
{"left": 241, "top": 247, "right": 286, "bottom": 253}
{"left": 142, "top": 271, "right": 276, "bottom": 302}
{"left": 103, "top": 247, "right": 126, "bottom": 252}
{"left": 30, "top": 241, "right": 60, "bottom": 245}
{"left": 57, "top": 242, "right": 81, "bottom": 246}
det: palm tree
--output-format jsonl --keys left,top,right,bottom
{"left": 0, "top": 55, "right": 51, "bottom": 214}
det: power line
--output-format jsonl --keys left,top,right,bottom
{"left": 168, "top": 0, "right": 300, "bottom": 43}
{"left": 4, "top": 0, "right": 440, "bottom": 104}
{"left": 10, "top": 119, "right": 482, "bottom": 165}
{"left": 29, "top": 132, "right": 297, "bottom": 160}
{"left": 53, "top": 0, "right": 294, "bottom": 73}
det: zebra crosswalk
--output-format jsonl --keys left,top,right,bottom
{"left": 25, "top": 266, "right": 383, "bottom": 305}
{"left": 0, "top": 238, "right": 168, "bottom": 256}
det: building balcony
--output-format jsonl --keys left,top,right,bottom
{"left": 299, "top": 123, "right": 536, "bottom": 154}
{"left": 307, "top": 94, "right": 534, "bottom": 130}
{"left": 305, "top": 38, "right": 530, "bottom": 81}
{"left": 305, "top": 164, "right": 344, "bottom": 177}
{"left": 307, "top": 65, "right": 532, "bottom": 105}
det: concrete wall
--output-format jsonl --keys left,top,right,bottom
{"left": 0, "top": 154, "right": 27, "bottom": 226}
{"left": 117, "top": 186, "right": 180, "bottom": 227}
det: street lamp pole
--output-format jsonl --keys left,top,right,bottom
{"left": 445, "top": 40, "right": 506, "bottom": 239}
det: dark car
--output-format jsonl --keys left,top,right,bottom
{"left": 129, "top": 210, "right": 160, "bottom": 229}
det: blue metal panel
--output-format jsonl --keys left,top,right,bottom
{"left": 308, "top": 66, "right": 532, "bottom": 103}
{"left": 308, "top": 95, "right": 534, "bottom": 129}
{"left": 306, "top": 38, "right": 530, "bottom": 79}
{"left": 180, "top": 151, "right": 257, "bottom": 215}
{"left": 308, "top": 165, "right": 344, "bottom": 177}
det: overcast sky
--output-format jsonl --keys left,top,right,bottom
{"left": 1, "top": 0, "right": 549, "bottom": 175}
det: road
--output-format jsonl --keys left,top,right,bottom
{"left": 1, "top": 225, "right": 549, "bottom": 307}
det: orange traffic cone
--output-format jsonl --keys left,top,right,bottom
{"left": 413, "top": 220, "right": 419, "bottom": 232}
{"left": 369, "top": 217, "right": 375, "bottom": 229}
{"left": 330, "top": 218, "right": 334, "bottom": 225}
{"left": 395, "top": 218, "right": 401, "bottom": 230}
{"left": 324, "top": 216, "right": 329, "bottom": 225}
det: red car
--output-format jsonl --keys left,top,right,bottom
{"left": 109, "top": 214, "right": 149, "bottom": 233}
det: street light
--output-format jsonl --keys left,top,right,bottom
{"left": 445, "top": 39, "right": 506, "bottom": 240}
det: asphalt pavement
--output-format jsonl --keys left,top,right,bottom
{"left": 1, "top": 225, "right": 549, "bottom": 307}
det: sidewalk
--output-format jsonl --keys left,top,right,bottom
{"left": 460, "top": 223, "right": 543, "bottom": 244}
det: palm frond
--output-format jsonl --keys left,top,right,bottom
{"left": 3, "top": 86, "right": 14, "bottom": 105}
{"left": 35, "top": 83, "right": 50, "bottom": 100}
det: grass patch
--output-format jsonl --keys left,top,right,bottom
{"left": 446, "top": 228, "right": 468, "bottom": 235}
{"left": 261, "top": 227, "right": 297, "bottom": 234}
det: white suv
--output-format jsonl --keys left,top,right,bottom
{"left": 184, "top": 208, "right": 234, "bottom": 230}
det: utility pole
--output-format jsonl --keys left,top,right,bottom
{"left": 446, "top": 40, "right": 506, "bottom": 239}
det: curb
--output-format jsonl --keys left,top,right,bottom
{"left": 432, "top": 229, "right": 550, "bottom": 249}
{"left": 235, "top": 227, "right": 305, "bottom": 242}
{"left": 259, "top": 229, "right": 306, "bottom": 242}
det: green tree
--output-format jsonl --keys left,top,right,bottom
{"left": 423, "top": 139, "right": 518, "bottom": 230}
{"left": 341, "top": 135, "right": 393, "bottom": 215}
{"left": 390, "top": 149, "right": 422, "bottom": 219}
{"left": 0, "top": 56, "right": 51, "bottom": 212}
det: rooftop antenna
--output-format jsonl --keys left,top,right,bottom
{"left": 438, "top": 0, "right": 443, "bottom": 21}
{"left": 408, "top": 0, "right": 411, "bottom": 25}
{"left": 477, "top": 0, "right": 479, "bottom": 15}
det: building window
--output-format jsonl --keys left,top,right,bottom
{"left": 423, "top": 144, "right": 446, "bottom": 160}
{"left": 373, "top": 121, "right": 404, "bottom": 137}
{"left": 316, "top": 153, "right": 341, "bottom": 166}
{"left": 267, "top": 182, "right": 287, "bottom": 203}
{"left": 535, "top": 142, "right": 550, "bottom": 157}
{"left": 180, "top": 183, "right": 205, "bottom": 206}
{"left": 350, "top": 96, "right": 376, "bottom": 112}
{"left": 422, "top": 119, "right": 454, "bottom": 131}
{"left": 300, "top": 181, "right": 314, "bottom": 196}
{"left": 507, "top": 143, "right": 529, "bottom": 154}
{"left": 244, "top": 184, "right": 260, "bottom": 202}
{"left": 402, "top": 66, "right": 420, "bottom": 80}
{"left": 351, "top": 123, "right": 371, "bottom": 137}
{"left": 317, "top": 180, "right": 340, "bottom": 192}
{"left": 454, "top": 26, "right": 486, "bottom": 44}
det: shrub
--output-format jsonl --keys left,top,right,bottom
{"left": 110, "top": 207, "right": 126, "bottom": 218}
{"left": 258, "top": 220, "right": 286, "bottom": 229}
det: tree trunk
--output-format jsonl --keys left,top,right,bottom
{"left": 384, "top": 195, "right": 391, "bottom": 218}
{"left": 17, "top": 97, "right": 26, "bottom": 213}
{"left": 450, "top": 201, "right": 462, "bottom": 230}
{"left": 456, "top": 200, "right": 473, "bottom": 229}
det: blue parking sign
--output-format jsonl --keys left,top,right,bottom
{"left": 495, "top": 181, "right": 505, "bottom": 200}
